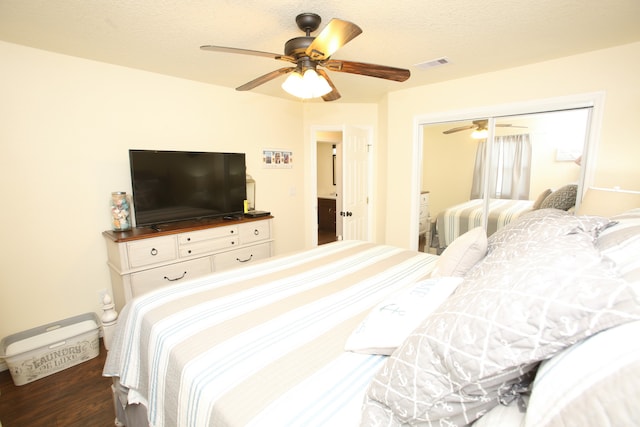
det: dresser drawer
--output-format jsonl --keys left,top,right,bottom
{"left": 104, "top": 217, "right": 275, "bottom": 310}
{"left": 178, "top": 225, "right": 238, "bottom": 244}
{"left": 420, "top": 192, "right": 430, "bottom": 204}
{"left": 129, "top": 257, "right": 212, "bottom": 298}
{"left": 419, "top": 205, "right": 429, "bottom": 219}
{"left": 214, "top": 242, "right": 271, "bottom": 272}
{"left": 127, "top": 236, "right": 177, "bottom": 268}
{"left": 179, "top": 236, "right": 239, "bottom": 258}
{"left": 239, "top": 221, "right": 271, "bottom": 244}
{"left": 419, "top": 216, "right": 431, "bottom": 234}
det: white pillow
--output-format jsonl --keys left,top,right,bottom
{"left": 524, "top": 320, "right": 640, "bottom": 427}
{"left": 596, "top": 208, "right": 640, "bottom": 281}
{"left": 431, "top": 227, "right": 487, "bottom": 277}
{"left": 345, "top": 277, "right": 462, "bottom": 355}
{"left": 533, "top": 188, "right": 553, "bottom": 210}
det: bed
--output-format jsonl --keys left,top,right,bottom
{"left": 104, "top": 207, "right": 640, "bottom": 427}
{"left": 103, "top": 240, "right": 438, "bottom": 427}
{"left": 434, "top": 198, "right": 534, "bottom": 249}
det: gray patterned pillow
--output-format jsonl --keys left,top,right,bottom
{"left": 486, "top": 208, "right": 610, "bottom": 254}
{"left": 539, "top": 184, "right": 578, "bottom": 210}
{"left": 361, "top": 227, "right": 640, "bottom": 426}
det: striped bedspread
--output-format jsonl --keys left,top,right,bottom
{"left": 103, "top": 240, "right": 438, "bottom": 427}
{"left": 436, "top": 198, "right": 534, "bottom": 248}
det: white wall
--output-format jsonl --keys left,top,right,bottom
{"left": 316, "top": 143, "right": 335, "bottom": 196}
{"left": 0, "top": 41, "right": 305, "bottom": 340}
{"left": 422, "top": 124, "right": 477, "bottom": 217}
{"left": 384, "top": 41, "right": 640, "bottom": 249}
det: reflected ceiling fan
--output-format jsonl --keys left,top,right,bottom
{"left": 443, "top": 119, "right": 527, "bottom": 135}
{"left": 200, "top": 13, "right": 410, "bottom": 101}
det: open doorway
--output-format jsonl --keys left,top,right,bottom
{"left": 311, "top": 126, "right": 373, "bottom": 246}
{"left": 317, "top": 133, "right": 341, "bottom": 245}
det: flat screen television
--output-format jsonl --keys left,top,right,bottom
{"left": 129, "top": 149, "right": 246, "bottom": 227}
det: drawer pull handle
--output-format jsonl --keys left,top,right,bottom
{"left": 254, "top": 229, "right": 259, "bottom": 235}
{"left": 164, "top": 271, "right": 187, "bottom": 282}
{"left": 150, "top": 248, "right": 158, "bottom": 256}
{"left": 236, "top": 254, "right": 253, "bottom": 263}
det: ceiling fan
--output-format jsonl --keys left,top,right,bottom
{"left": 200, "top": 13, "right": 410, "bottom": 101}
{"left": 443, "top": 119, "right": 527, "bottom": 135}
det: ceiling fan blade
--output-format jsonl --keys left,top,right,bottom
{"left": 236, "top": 67, "right": 295, "bottom": 91}
{"left": 200, "top": 45, "right": 295, "bottom": 63}
{"left": 323, "top": 59, "right": 410, "bottom": 82}
{"left": 443, "top": 125, "right": 476, "bottom": 134}
{"left": 316, "top": 69, "right": 341, "bottom": 102}
{"left": 443, "top": 122, "right": 529, "bottom": 134}
{"left": 306, "top": 19, "right": 362, "bottom": 61}
{"left": 496, "top": 124, "right": 528, "bottom": 129}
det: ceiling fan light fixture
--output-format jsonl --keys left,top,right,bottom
{"left": 281, "top": 68, "right": 332, "bottom": 99}
{"left": 471, "top": 128, "right": 488, "bottom": 139}
{"left": 281, "top": 70, "right": 303, "bottom": 96}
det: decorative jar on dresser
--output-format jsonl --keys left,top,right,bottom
{"left": 103, "top": 216, "right": 274, "bottom": 310}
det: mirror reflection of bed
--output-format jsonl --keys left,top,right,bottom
{"left": 420, "top": 109, "right": 590, "bottom": 253}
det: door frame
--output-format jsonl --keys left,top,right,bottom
{"left": 410, "top": 91, "right": 605, "bottom": 250}
{"left": 310, "top": 125, "right": 374, "bottom": 246}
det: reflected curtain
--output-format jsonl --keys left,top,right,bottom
{"left": 470, "top": 134, "right": 532, "bottom": 200}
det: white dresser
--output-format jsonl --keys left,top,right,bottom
{"left": 103, "top": 217, "right": 273, "bottom": 310}
{"left": 418, "top": 191, "right": 430, "bottom": 237}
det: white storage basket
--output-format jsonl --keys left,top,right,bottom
{"left": 0, "top": 312, "right": 100, "bottom": 386}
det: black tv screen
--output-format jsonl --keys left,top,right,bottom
{"left": 129, "top": 150, "right": 246, "bottom": 227}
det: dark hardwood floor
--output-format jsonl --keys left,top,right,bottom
{"left": 0, "top": 339, "right": 115, "bottom": 427}
{"left": 318, "top": 229, "right": 337, "bottom": 245}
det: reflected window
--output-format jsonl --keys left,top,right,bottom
{"left": 471, "top": 134, "right": 532, "bottom": 199}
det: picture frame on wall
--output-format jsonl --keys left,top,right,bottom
{"left": 262, "top": 149, "right": 293, "bottom": 168}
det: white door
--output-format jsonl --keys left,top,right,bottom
{"left": 339, "top": 126, "right": 370, "bottom": 241}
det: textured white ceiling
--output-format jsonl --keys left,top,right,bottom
{"left": 1, "top": 0, "right": 640, "bottom": 103}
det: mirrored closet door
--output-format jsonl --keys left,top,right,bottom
{"left": 420, "top": 108, "right": 591, "bottom": 253}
